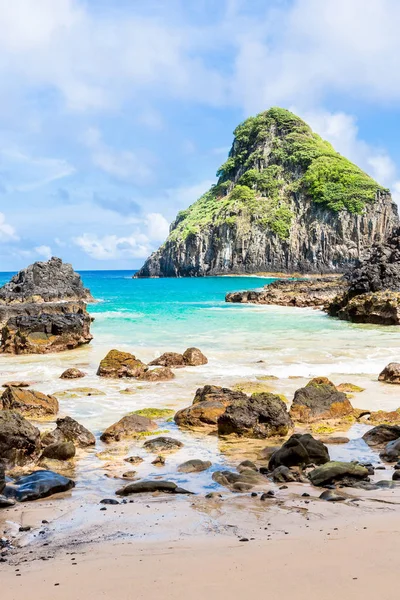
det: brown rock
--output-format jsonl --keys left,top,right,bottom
{"left": 100, "top": 414, "right": 157, "bottom": 443}
{"left": 60, "top": 368, "right": 85, "bottom": 379}
{"left": 41, "top": 441, "right": 76, "bottom": 461}
{"left": 149, "top": 352, "right": 186, "bottom": 367}
{"left": 2, "top": 381, "right": 31, "bottom": 388}
{"left": 41, "top": 416, "right": 95, "bottom": 448}
{"left": 174, "top": 385, "right": 247, "bottom": 429}
{"left": 138, "top": 367, "right": 175, "bottom": 382}
{"left": 97, "top": 349, "right": 147, "bottom": 378}
{"left": 183, "top": 347, "right": 208, "bottom": 366}
{"left": 0, "top": 410, "right": 41, "bottom": 466}
{"left": 378, "top": 363, "right": 400, "bottom": 384}
{"left": 0, "top": 387, "right": 58, "bottom": 419}
{"left": 289, "top": 377, "right": 353, "bottom": 423}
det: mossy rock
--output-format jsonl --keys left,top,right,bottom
{"left": 131, "top": 408, "right": 175, "bottom": 420}
{"left": 232, "top": 381, "right": 272, "bottom": 394}
{"left": 54, "top": 387, "right": 106, "bottom": 398}
{"left": 256, "top": 375, "right": 279, "bottom": 381}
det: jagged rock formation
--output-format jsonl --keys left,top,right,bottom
{"left": 0, "top": 258, "right": 93, "bottom": 354}
{"left": 327, "top": 228, "right": 400, "bottom": 324}
{"left": 226, "top": 276, "right": 347, "bottom": 307}
{"left": 137, "top": 107, "right": 398, "bottom": 277}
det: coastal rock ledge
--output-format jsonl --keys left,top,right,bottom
{"left": 136, "top": 107, "right": 398, "bottom": 277}
{"left": 0, "top": 257, "right": 94, "bottom": 354}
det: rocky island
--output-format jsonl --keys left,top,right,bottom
{"left": 0, "top": 257, "right": 94, "bottom": 353}
{"left": 136, "top": 107, "right": 398, "bottom": 277}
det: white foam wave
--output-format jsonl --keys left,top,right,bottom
{"left": 93, "top": 310, "right": 144, "bottom": 320}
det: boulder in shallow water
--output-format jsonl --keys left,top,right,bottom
{"left": 116, "top": 480, "right": 193, "bottom": 496}
{"left": 174, "top": 385, "right": 248, "bottom": 429}
{"left": 177, "top": 459, "right": 212, "bottom": 473}
{"left": 143, "top": 436, "right": 183, "bottom": 453}
{"left": 268, "top": 434, "right": 330, "bottom": 470}
{"left": 41, "top": 416, "right": 95, "bottom": 448}
{"left": 0, "top": 387, "right": 58, "bottom": 419}
{"left": 380, "top": 438, "right": 400, "bottom": 462}
{"left": 41, "top": 441, "right": 76, "bottom": 461}
{"left": 137, "top": 367, "right": 175, "bottom": 382}
{"left": 362, "top": 425, "right": 400, "bottom": 447}
{"left": 290, "top": 377, "right": 353, "bottom": 423}
{"left": 100, "top": 414, "right": 157, "bottom": 443}
{"left": 97, "top": 349, "right": 147, "bottom": 378}
{"left": 0, "top": 411, "right": 41, "bottom": 467}
{"left": 4, "top": 469, "right": 75, "bottom": 501}
{"left": 217, "top": 392, "right": 292, "bottom": 438}
{"left": 378, "top": 363, "right": 400, "bottom": 384}
{"left": 182, "top": 347, "right": 208, "bottom": 366}
{"left": 149, "top": 352, "right": 186, "bottom": 367}
{"left": 308, "top": 461, "right": 369, "bottom": 486}
{"left": 60, "top": 368, "right": 85, "bottom": 379}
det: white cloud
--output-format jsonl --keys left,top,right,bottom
{"left": 34, "top": 245, "right": 52, "bottom": 260}
{"left": 145, "top": 213, "right": 170, "bottom": 241}
{"left": 73, "top": 232, "right": 150, "bottom": 260}
{"left": 73, "top": 211, "right": 169, "bottom": 260}
{"left": 83, "top": 128, "right": 153, "bottom": 181}
{"left": 0, "top": 212, "right": 18, "bottom": 242}
{"left": 0, "top": 149, "right": 74, "bottom": 192}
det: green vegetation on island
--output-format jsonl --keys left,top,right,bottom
{"left": 168, "top": 107, "right": 385, "bottom": 243}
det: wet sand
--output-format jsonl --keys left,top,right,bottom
{"left": 3, "top": 504, "right": 400, "bottom": 600}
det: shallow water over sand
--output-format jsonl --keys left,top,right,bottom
{"left": 0, "top": 271, "right": 400, "bottom": 499}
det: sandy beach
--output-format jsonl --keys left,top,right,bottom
{"left": 3, "top": 507, "right": 400, "bottom": 600}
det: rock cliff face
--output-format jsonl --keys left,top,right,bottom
{"left": 0, "top": 258, "right": 93, "bottom": 354}
{"left": 137, "top": 108, "right": 398, "bottom": 277}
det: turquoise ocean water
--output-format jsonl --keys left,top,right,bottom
{"left": 0, "top": 270, "right": 400, "bottom": 496}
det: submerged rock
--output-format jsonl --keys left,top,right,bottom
{"left": 289, "top": 377, "right": 353, "bottom": 423}
{"left": 0, "top": 411, "right": 41, "bottom": 466}
{"left": 116, "top": 480, "right": 193, "bottom": 496}
{"left": 60, "top": 368, "right": 86, "bottom": 379}
{"left": 308, "top": 461, "right": 369, "bottom": 486}
{"left": 41, "top": 416, "right": 96, "bottom": 448}
{"left": 4, "top": 469, "right": 75, "bottom": 501}
{"left": 177, "top": 459, "right": 212, "bottom": 473}
{"left": 41, "top": 441, "right": 76, "bottom": 461}
{"left": 97, "top": 349, "right": 147, "bottom": 378}
{"left": 378, "top": 363, "right": 400, "bottom": 384}
{"left": 217, "top": 392, "right": 292, "bottom": 438}
{"left": 268, "top": 434, "right": 329, "bottom": 470}
{"left": 362, "top": 425, "right": 400, "bottom": 447}
{"left": 319, "top": 490, "right": 346, "bottom": 502}
{"left": 0, "top": 387, "right": 58, "bottom": 419}
{"left": 143, "top": 437, "right": 183, "bottom": 453}
{"left": 100, "top": 414, "right": 157, "bottom": 443}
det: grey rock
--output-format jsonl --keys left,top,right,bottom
{"left": 116, "top": 480, "right": 193, "bottom": 496}
{"left": 319, "top": 490, "right": 346, "bottom": 502}
{"left": 0, "top": 411, "right": 41, "bottom": 467}
{"left": 177, "top": 459, "right": 212, "bottom": 473}
{"left": 143, "top": 437, "right": 183, "bottom": 453}
{"left": 41, "top": 441, "right": 76, "bottom": 461}
{"left": 41, "top": 416, "right": 95, "bottom": 448}
{"left": 363, "top": 425, "right": 400, "bottom": 447}
{"left": 268, "top": 434, "right": 330, "bottom": 470}
{"left": 308, "top": 461, "right": 369, "bottom": 486}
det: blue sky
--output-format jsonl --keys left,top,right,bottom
{"left": 1, "top": 0, "right": 400, "bottom": 271}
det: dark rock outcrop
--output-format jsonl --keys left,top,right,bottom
{"left": 0, "top": 258, "right": 93, "bottom": 354}
{"left": 116, "top": 480, "right": 193, "bottom": 496}
{"left": 268, "top": 434, "right": 330, "bottom": 470}
{"left": 0, "top": 387, "right": 58, "bottom": 419}
{"left": 100, "top": 414, "right": 157, "bottom": 443}
{"left": 4, "top": 470, "right": 75, "bottom": 501}
{"left": 362, "top": 425, "right": 400, "bottom": 447}
{"left": 143, "top": 437, "right": 183, "bottom": 453}
{"left": 378, "top": 363, "right": 400, "bottom": 384}
{"left": 217, "top": 392, "right": 292, "bottom": 438}
{"left": 0, "top": 411, "right": 41, "bottom": 467}
{"left": 289, "top": 377, "right": 353, "bottom": 423}
{"left": 136, "top": 108, "right": 397, "bottom": 278}
{"left": 97, "top": 349, "right": 147, "bottom": 378}
{"left": 41, "top": 416, "right": 95, "bottom": 448}
{"left": 41, "top": 441, "right": 76, "bottom": 461}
